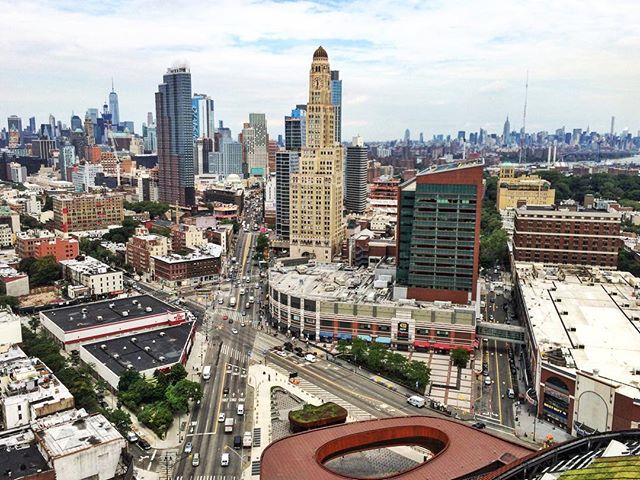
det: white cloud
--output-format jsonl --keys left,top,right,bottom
{"left": 0, "top": 0, "right": 639, "bottom": 140}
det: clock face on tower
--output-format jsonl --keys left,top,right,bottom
{"left": 313, "top": 78, "right": 321, "bottom": 89}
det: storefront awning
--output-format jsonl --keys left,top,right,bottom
{"left": 375, "top": 336, "right": 391, "bottom": 344}
{"left": 357, "top": 334, "right": 372, "bottom": 342}
{"left": 319, "top": 331, "right": 333, "bottom": 338}
{"left": 337, "top": 333, "right": 352, "bottom": 340}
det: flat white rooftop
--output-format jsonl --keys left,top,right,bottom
{"left": 517, "top": 262, "right": 640, "bottom": 391}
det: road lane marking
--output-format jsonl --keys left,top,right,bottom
{"left": 213, "top": 365, "right": 229, "bottom": 435}
{"left": 493, "top": 340, "right": 503, "bottom": 424}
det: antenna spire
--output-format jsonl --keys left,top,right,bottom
{"left": 111, "top": 77, "right": 114, "bottom": 92}
{"left": 519, "top": 70, "right": 529, "bottom": 164}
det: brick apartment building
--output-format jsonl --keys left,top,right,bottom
{"left": 152, "top": 252, "right": 220, "bottom": 288}
{"left": 125, "top": 228, "right": 170, "bottom": 276}
{"left": 16, "top": 230, "right": 79, "bottom": 261}
{"left": 513, "top": 205, "right": 621, "bottom": 267}
{"left": 53, "top": 193, "right": 124, "bottom": 233}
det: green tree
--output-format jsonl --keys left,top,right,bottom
{"left": 165, "top": 379, "right": 202, "bottom": 413}
{"left": 123, "top": 201, "right": 171, "bottom": 219}
{"left": 405, "top": 359, "right": 431, "bottom": 391}
{"left": 451, "top": 348, "right": 470, "bottom": 368}
{"left": 23, "top": 255, "right": 63, "bottom": 287}
{"left": 103, "top": 408, "right": 132, "bottom": 434}
{"left": 0, "top": 295, "right": 19, "bottom": 309}
{"left": 167, "top": 363, "right": 188, "bottom": 384}
{"left": 137, "top": 401, "right": 174, "bottom": 436}
{"left": 118, "top": 369, "right": 142, "bottom": 392}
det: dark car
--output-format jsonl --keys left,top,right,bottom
{"left": 233, "top": 435, "right": 242, "bottom": 449}
{"left": 283, "top": 342, "right": 294, "bottom": 352}
{"left": 137, "top": 438, "right": 152, "bottom": 450}
{"left": 472, "top": 422, "right": 486, "bottom": 429}
{"left": 223, "top": 386, "right": 229, "bottom": 395}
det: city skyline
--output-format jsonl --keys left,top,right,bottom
{"left": 1, "top": 0, "right": 639, "bottom": 139}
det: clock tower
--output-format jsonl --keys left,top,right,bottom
{"left": 289, "top": 46, "right": 345, "bottom": 262}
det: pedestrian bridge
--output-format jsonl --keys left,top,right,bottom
{"left": 477, "top": 321, "right": 526, "bottom": 344}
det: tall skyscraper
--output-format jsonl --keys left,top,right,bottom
{"left": 28, "top": 117, "right": 36, "bottom": 134}
{"left": 147, "top": 112, "right": 154, "bottom": 127}
{"left": 396, "top": 160, "right": 484, "bottom": 304}
{"left": 275, "top": 151, "right": 299, "bottom": 240}
{"left": 192, "top": 93, "right": 215, "bottom": 140}
{"left": 284, "top": 105, "right": 307, "bottom": 152}
{"left": 419, "top": 132, "right": 424, "bottom": 144}
{"left": 503, "top": 116, "right": 511, "bottom": 145}
{"left": 610, "top": 116, "right": 615, "bottom": 136}
{"left": 59, "top": 143, "right": 76, "bottom": 181}
{"left": 209, "top": 137, "right": 242, "bottom": 177}
{"left": 345, "top": 135, "right": 368, "bottom": 214}
{"left": 404, "top": 129, "right": 411, "bottom": 143}
{"left": 109, "top": 80, "right": 120, "bottom": 126}
{"left": 7, "top": 116, "right": 21, "bottom": 148}
{"left": 247, "top": 113, "right": 268, "bottom": 176}
{"left": 156, "top": 66, "right": 195, "bottom": 206}
{"left": 330, "top": 70, "right": 342, "bottom": 144}
{"left": 290, "top": 47, "right": 344, "bottom": 262}
{"left": 70, "top": 115, "right": 83, "bottom": 131}
{"left": 48, "top": 114, "right": 57, "bottom": 139}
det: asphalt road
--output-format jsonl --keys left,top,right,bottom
{"left": 173, "top": 190, "right": 265, "bottom": 479}
{"left": 479, "top": 283, "right": 519, "bottom": 428}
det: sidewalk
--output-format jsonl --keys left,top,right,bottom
{"left": 244, "top": 363, "right": 344, "bottom": 480}
{"left": 105, "top": 330, "right": 210, "bottom": 451}
{"left": 513, "top": 404, "right": 573, "bottom": 447}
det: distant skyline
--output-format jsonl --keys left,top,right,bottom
{"left": 1, "top": 0, "right": 639, "bottom": 140}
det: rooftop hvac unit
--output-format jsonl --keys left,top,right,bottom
{"left": 109, "top": 303, "right": 115, "bottom": 308}
{"left": 132, "top": 299, "right": 138, "bottom": 304}
{"left": 159, "top": 356, "right": 165, "bottom": 362}
{"left": 561, "top": 311, "right": 568, "bottom": 315}
{"left": 100, "top": 345, "right": 107, "bottom": 350}
{"left": 145, "top": 307, "right": 152, "bottom": 312}
{"left": 137, "top": 303, "right": 142, "bottom": 309}
{"left": 97, "top": 316, "right": 103, "bottom": 321}
{"left": 122, "top": 346, "right": 127, "bottom": 350}
{"left": 82, "top": 308, "right": 87, "bottom": 313}
{"left": 159, "top": 332, "right": 166, "bottom": 337}
{"left": 555, "top": 298, "right": 562, "bottom": 302}
{"left": 569, "top": 327, "right": 576, "bottom": 332}
{"left": 122, "top": 311, "right": 129, "bottom": 317}
{"left": 113, "top": 354, "right": 119, "bottom": 359}
{"left": 144, "top": 346, "right": 150, "bottom": 352}
{"left": 131, "top": 338, "right": 137, "bottom": 343}
{"left": 126, "top": 364, "right": 134, "bottom": 369}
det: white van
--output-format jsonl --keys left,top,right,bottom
{"left": 202, "top": 366, "right": 211, "bottom": 380}
{"left": 507, "top": 388, "right": 515, "bottom": 399}
{"left": 237, "top": 403, "right": 244, "bottom": 416}
{"left": 221, "top": 453, "right": 230, "bottom": 467}
{"left": 407, "top": 395, "right": 426, "bottom": 408}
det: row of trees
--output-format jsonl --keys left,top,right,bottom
{"left": 18, "top": 256, "right": 62, "bottom": 288}
{"left": 538, "top": 170, "right": 640, "bottom": 204}
{"left": 254, "top": 233, "right": 269, "bottom": 261}
{"left": 117, "top": 364, "right": 202, "bottom": 437}
{"left": 124, "top": 201, "right": 171, "bottom": 219}
{"left": 480, "top": 176, "right": 509, "bottom": 269}
{"left": 336, "top": 338, "right": 431, "bottom": 392}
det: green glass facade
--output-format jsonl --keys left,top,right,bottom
{"left": 398, "top": 182, "right": 478, "bottom": 294}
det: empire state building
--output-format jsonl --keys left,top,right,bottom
{"left": 289, "top": 47, "right": 345, "bottom": 262}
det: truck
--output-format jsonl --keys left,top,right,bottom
{"left": 407, "top": 395, "right": 426, "bottom": 408}
{"left": 242, "top": 431, "right": 252, "bottom": 448}
{"left": 229, "top": 297, "right": 236, "bottom": 308}
{"left": 202, "top": 366, "right": 211, "bottom": 381}
{"left": 224, "top": 417, "right": 234, "bottom": 433}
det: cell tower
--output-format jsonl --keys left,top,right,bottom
{"left": 518, "top": 70, "right": 529, "bottom": 164}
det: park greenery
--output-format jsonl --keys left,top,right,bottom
{"left": 117, "top": 364, "right": 202, "bottom": 437}
{"left": 451, "top": 347, "right": 471, "bottom": 368}
{"left": 18, "top": 255, "right": 62, "bottom": 287}
{"left": 21, "top": 324, "right": 101, "bottom": 411}
{"left": 79, "top": 238, "right": 127, "bottom": 270}
{"left": 101, "top": 217, "right": 139, "bottom": 244}
{"left": 538, "top": 170, "right": 640, "bottom": 205}
{"left": 480, "top": 175, "right": 509, "bottom": 269}
{"left": 336, "top": 338, "right": 430, "bottom": 392}
{"left": 124, "top": 201, "right": 171, "bottom": 219}
{"left": 254, "top": 233, "right": 269, "bottom": 261}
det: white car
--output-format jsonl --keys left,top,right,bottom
{"left": 484, "top": 376, "right": 492, "bottom": 386}
{"left": 305, "top": 354, "right": 316, "bottom": 363}
{"left": 218, "top": 298, "right": 224, "bottom": 304}
{"left": 221, "top": 452, "right": 230, "bottom": 467}
{"left": 276, "top": 350, "right": 288, "bottom": 358}
{"left": 232, "top": 328, "right": 238, "bottom": 334}
{"left": 241, "top": 322, "right": 246, "bottom": 327}
{"left": 218, "top": 413, "right": 226, "bottom": 422}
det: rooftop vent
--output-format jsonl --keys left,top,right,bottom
{"left": 122, "top": 311, "right": 129, "bottom": 317}
{"left": 109, "top": 303, "right": 115, "bottom": 308}
{"left": 145, "top": 306, "right": 152, "bottom": 312}
{"left": 131, "top": 338, "right": 137, "bottom": 343}
{"left": 159, "top": 332, "right": 166, "bottom": 337}
{"left": 113, "top": 353, "right": 119, "bottom": 359}
{"left": 144, "top": 346, "right": 150, "bottom": 352}
{"left": 159, "top": 356, "right": 165, "bottom": 362}
{"left": 100, "top": 344, "right": 107, "bottom": 350}
{"left": 97, "top": 316, "right": 103, "bottom": 321}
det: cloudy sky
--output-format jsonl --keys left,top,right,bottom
{"left": 2, "top": 0, "right": 639, "bottom": 140}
